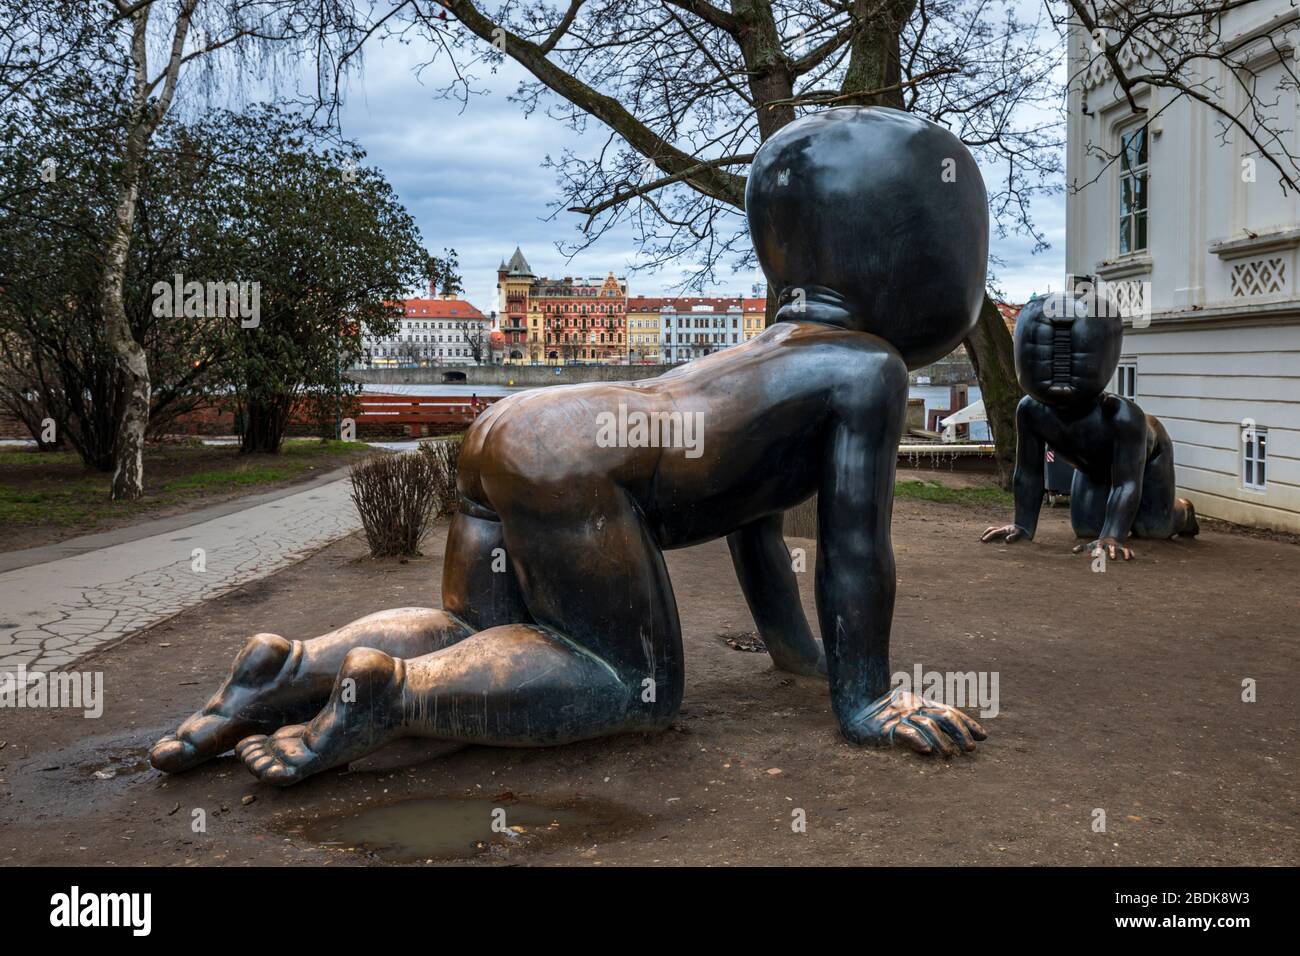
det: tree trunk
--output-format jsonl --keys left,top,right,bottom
{"left": 840, "top": 0, "right": 917, "bottom": 105}
{"left": 241, "top": 395, "right": 292, "bottom": 454}
{"left": 964, "top": 296, "right": 1021, "bottom": 488}
{"left": 100, "top": 2, "right": 195, "bottom": 498}
{"left": 103, "top": 150, "right": 150, "bottom": 500}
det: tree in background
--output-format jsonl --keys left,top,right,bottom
{"left": 1057, "top": 1, "right": 1300, "bottom": 193}
{"left": 0, "top": 0, "right": 360, "bottom": 497}
{"left": 0, "top": 63, "right": 121, "bottom": 463}
{"left": 0, "top": 62, "right": 232, "bottom": 468}
{"left": 199, "top": 107, "right": 426, "bottom": 453}
{"left": 459, "top": 320, "right": 490, "bottom": 364}
{"left": 1, "top": 96, "right": 424, "bottom": 462}
{"left": 426, "top": 248, "right": 464, "bottom": 297}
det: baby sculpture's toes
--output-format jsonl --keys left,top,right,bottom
{"left": 236, "top": 726, "right": 316, "bottom": 786}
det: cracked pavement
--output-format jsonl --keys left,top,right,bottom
{"left": 0, "top": 477, "right": 360, "bottom": 672}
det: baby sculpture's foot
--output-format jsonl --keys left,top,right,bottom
{"left": 150, "top": 633, "right": 302, "bottom": 773}
{"left": 237, "top": 648, "right": 403, "bottom": 786}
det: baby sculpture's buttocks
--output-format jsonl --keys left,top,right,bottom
{"left": 152, "top": 108, "right": 995, "bottom": 785}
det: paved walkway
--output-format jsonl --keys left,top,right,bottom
{"left": 0, "top": 475, "right": 361, "bottom": 672}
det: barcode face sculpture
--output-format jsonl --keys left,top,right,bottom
{"left": 982, "top": 293, "right": 1200, "bottom": 560}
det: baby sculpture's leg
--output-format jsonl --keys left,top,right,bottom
{"left": 238, "top": 483, "right": 684, "bottom": 786}
{"left": 150, "top": 510, "right": 528, "bottom": 773}
{"left": 1133, "top": 426, "right": 1199, "bottom": 539}
{"left": 148, "top": 609, "right": 471, "bottom": 772}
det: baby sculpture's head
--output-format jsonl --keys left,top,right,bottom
{"left": 1014, "top": 293, "right": 1123, "bottom": 408}
{"left": 746, "top": 107, "right": 989, "bottom": 369}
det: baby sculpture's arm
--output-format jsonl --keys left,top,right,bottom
{"left": 727, "top": 514, "right": 825, "bottom": 677}
{"left": 815, "top": 349, "right": 984, "bottom": 755}
{"left": 982, "top": 397, "right": 1045, "bottom": 543}
{"left": 1086, "top": 403, "right": 1148, "bottom": 560}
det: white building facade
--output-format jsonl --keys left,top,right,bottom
{"left": 1066, "top": 4, "right": 1300, "bottom": 531}
{"left": 361, "top": 295, "right": 491, "bottom": 367}
{"left": 660, "top": 304, "right": 747, "bottom": 363}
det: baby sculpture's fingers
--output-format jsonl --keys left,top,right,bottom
{"left": 923, "top": 707, "right": 978, "bottom": 752}
{"left": 890, "top": 720, "right": 936, "bottom": 755}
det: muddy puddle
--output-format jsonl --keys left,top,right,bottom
{"left": 295, "top": 795, "right": 642, "bottom": 863}
{"left": 85, "top": 747, "right": 152, "bottom": 780}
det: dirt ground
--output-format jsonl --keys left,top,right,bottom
{"left": 1, "top": 479, "right": 1296, "bottom": 866}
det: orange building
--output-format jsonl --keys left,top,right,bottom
{"left": 495, "top": 247, "right": 629, "bottom": 364}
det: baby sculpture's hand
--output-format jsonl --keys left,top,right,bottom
{"left": 842, "top": 687, "right": 986, "bottom": 756}
{"left": 1073, "top": 537, "right": 1134, "bottom": 561}
{"left": 981, "top": 523, "right": 1029, "bottom": 543}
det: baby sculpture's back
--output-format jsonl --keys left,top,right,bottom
{"left": 465, "top": 320, "right": 891, "bottom": 548}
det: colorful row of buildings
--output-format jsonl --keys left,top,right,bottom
{"left": 494, "top": 247, "right": 767, "bottom": 364}
{"left": 360, "top": 247, "right": 767, "bottom": 367}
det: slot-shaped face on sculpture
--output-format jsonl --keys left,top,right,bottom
{"left": 1014, "top": 293, "right": 1123, "bottom": 408}
{"left": 746, "top": 107, "right": 990, "bottom": 370}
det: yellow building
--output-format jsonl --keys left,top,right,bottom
{"left": 625, "top": 297, "right": 665, "bottom": 363}
{"left": 742, "top": 298, "right": 765, "bottom": 340}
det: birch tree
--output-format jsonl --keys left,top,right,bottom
{"left": 0, "top": 0, "right": 363, "bottom": 497}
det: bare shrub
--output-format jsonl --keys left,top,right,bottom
{"left": 419, "top": 435, "right": 463, "bottom": 518}
{"left": 350, "top": 452, "right": 440, "bottom": 557}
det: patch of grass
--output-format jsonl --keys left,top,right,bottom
{"left": 0, "top": 437, "right": 374, "bottom": 548}
{"left": 894, "top": 479, "right": 1013, "bottom": 507}
{"left": 0, "top": 449, "right": 80, "bottom": 467}
{"left": 282, "top": 438, "right": 369, "bottom": 456}
{"left": 164, "top": 464, "right": 296, "bottom": 491}
{"left": 0, "top": 481, "right": 146, "bottom": 529}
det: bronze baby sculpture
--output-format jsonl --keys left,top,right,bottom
{"left": 982, "top": 293, "right": 1199, "bottom": 560}
{"left": 150, "top": 107, "right": 991, "bottom": 785}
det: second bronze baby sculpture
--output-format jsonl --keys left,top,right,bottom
{"left": 982, "top": 294, "right": 1199, "bottom": 559}
{"left": 150, "top": 107, "right": 991, "bottom": 785}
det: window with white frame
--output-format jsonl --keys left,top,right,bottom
{"left": 1118, "top": 125, "right": 1148, "bottom": 255}
{"left": 1116, "top": 361, "right": 1137, "bottom": 399}
{"left": 1242, "top": 426, "right": 1268, "bottom": 491}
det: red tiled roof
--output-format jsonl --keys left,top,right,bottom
{"left": 399, "top": 297, "right": 486, "bottom": 319}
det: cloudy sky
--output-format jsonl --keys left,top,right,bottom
{"left": 327, "top": 17, "right": 1066, "bottom": 316}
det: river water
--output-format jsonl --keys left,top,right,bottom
{"left": 361, "top": 381, "right": 989, "bottom": 442}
